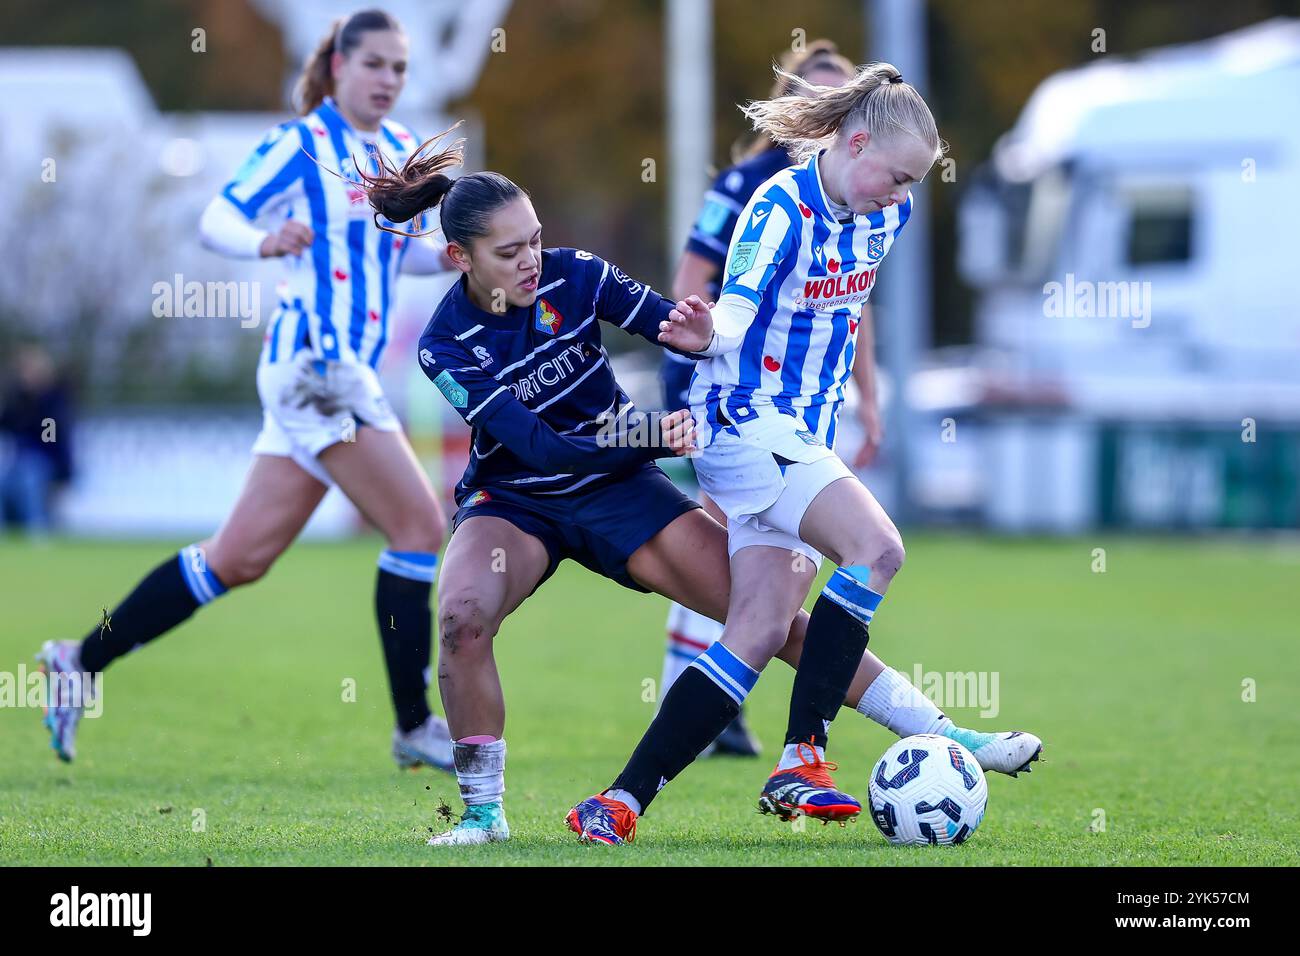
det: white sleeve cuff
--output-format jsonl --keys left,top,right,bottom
{"left": 695, "top": 294, "right": 758, "bottom": 357}
{"left": 198, "top": 196, "right": 268, "bottom": 259}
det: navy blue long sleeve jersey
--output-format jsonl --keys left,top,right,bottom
{"left": 418, "top": 248, "right": 687, "bottom": 502}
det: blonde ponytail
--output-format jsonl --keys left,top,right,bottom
{"left": 741, "top": 61, "right": 943, "bottom": 162}
{"left": 735, "top": 38, "right": 856, "bottom": 163}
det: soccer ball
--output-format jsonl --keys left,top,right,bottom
{"left": 867, "top": 734, "right": 988, "bottom": 846}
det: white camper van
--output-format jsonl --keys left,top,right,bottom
{"left": 949, "top": 18, "right": 1300, "bottom": 531}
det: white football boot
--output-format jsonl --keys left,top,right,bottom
{"left": 941, "top": 727, "right": 1043, "bottom": 777}
{"left": 392, "top": 714, "right": 455, "bottom": 773}
{"left": 36, "top": 640, "right": 90, "bottom": 763}
{"left": 428, "top": 802, "right": 510, "bottom": 846}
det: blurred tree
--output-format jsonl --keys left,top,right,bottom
{"left": 0, "top": 0, "right": 285, "bottom": 112}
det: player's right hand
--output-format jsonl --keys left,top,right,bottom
{"left": 660, "top": 409, "right": 698, "bottom": 457}
{"left": 658, "top": 295, "right": 714, "bottom": 353}
{"left": 260, "top": 221, "right": 315, "bottom": 258}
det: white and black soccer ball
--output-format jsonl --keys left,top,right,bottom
{"left": 868, "top": 734, "right": 988, "bottom": 846}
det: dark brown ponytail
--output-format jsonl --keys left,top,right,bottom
{"left": 357, "top": 124, "right": 527, "bottom": 245}
{"left": 294, "top": 9, "right": 405, "bottom": 115}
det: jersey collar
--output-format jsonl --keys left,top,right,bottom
{"left": 319, "top": 96, "right": 378, "bottom": 145}
{"left": 809, "top": 150, "right": 857, "bottom": 223}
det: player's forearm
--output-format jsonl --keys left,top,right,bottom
{"left": 694, "top": 294, "right": 758, "bottom": 358}
{"left": 198, "top": 196, "right": 269, "bottom": 259}
{"left": 670, "top": 251, "right": 719, "bottom": 304}
{"left": 482, "top": 404, "right": 665, "bottom": 475}
{"left": 852, "top": 306, "right": 879, "bottom": 402}
{"left": 399, "top": 236, "right": 451, "bottom": 275}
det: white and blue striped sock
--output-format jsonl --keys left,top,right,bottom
{"left": 821, "top": 565, "right": 883, "bottom": 625}
{"left": 377, "top": 549, "right": 439, "bottom": 584}
{"left": 177, "top": 544, "right": 228, "bottom": 606}
{"left": 689, "top": 640, "right": 760, "bottom": 707}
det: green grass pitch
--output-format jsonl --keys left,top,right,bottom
{"left": 1, "top": 533, "right": 1297, "bottom": 866}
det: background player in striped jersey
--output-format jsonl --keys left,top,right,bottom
{"left": 659, "top": 39, "right": 873, "bottom": 759}
{"left": 570, "top": 62, "right": 1042, "bottom": 845}
{"left": 36, "top": 9, "right": 459, "bottom": 772}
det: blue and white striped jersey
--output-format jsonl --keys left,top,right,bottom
{"left": 219, "top": 97, "right": 423, "bottom": 368}
{"left": 418, "top": 248, "right": 685, "bottom": 501}
{"left": 664, "top": 145, "right": 795, "bottom": 373}
{"left": 683, "top": 145, "right": 795, "bottom": 301}
{"left": 689, "top": 150, "right": 912, "bottom": 451}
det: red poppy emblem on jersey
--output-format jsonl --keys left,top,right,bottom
{"left": 397, "top": 131, "right": 412, "bottom": 141}
{"left": 369, "top": 310, "right": 380, "bottom": 323}
{"left": 827, "top": 258, "right": 839, "bottom": 273}
{"left": 313, "top": 126, "right": 327, "bottom": 137}
{"left": 849, "top": 318, "right": 860, "bottom": 333}
{"left": 333, "top": 269, "right": 348, "bottom": 281}
{"left": 394, "top": 238, "right": 405, "bottom": 249}
{"left": 798, "top": 202, "right": 813, "bottom": 219}
{"left": 763, "top": 355, "right": 782, "bottom": 372}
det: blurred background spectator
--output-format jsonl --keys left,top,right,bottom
{"left": 0, "top": 345, "right": 74, "bottom": 535}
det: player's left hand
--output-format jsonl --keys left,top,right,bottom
{"left": 854, "top": 401, "right": 884, "bottom": 469}
{"left": 658, "top": 295, "right": 714, "bottom": 353}
{"left": 660, "top": 408, "right": 698, "bottom": 457}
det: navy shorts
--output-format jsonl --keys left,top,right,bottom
{"left": 450, "top": 464, "right": 701, "bottom": 593}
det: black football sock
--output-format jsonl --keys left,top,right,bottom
{"left": 610, "top": 641, "right": 758, "bottom": 812}
{"left": 78, "top": 545, "right": 227, "bottom": 673}
{"left": 784, "top": 565, "right": 882, "bottom": 749}
{"left": 376, "top": 551, "right": 438, "bottom": 734}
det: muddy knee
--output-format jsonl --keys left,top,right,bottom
{"left": 437, "top": 594, "right": 498, "bottom": 659}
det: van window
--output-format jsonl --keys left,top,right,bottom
{"left": 1125, "top": 186, "right": 1193, "bottom": 265}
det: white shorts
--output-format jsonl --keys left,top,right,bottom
{"left": 251, "top": 355, "right": 401, "bottom": 486}
{"left": 691, "top": 416, "right": 853, "bottom": 569}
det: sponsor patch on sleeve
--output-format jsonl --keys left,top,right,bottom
{"left": 433, "top": 370, "right": 469, "bottom": 409}
{"left": 728, "top": 241, "right": 760, "bottom": 276}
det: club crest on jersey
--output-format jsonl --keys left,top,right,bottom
{"left": 729, "top": 241, "right": 759, "bottom": 276}
{"left": 867, "top": 233, "right": 885, "bottom": 261}
{"left": 472, "top": 345, "right": 493, "bottom": 367}
{"left": 464, "top": 490, "right": 492, "bottom": 507}
{"left": 535, "top": 299, "right": 563, "bottom": 335}
{"left": 433, "top": 370, "right": 468, "bottom": 409}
